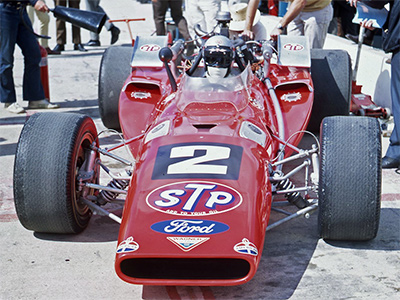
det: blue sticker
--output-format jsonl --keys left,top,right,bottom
{"left": 151, "top": 219, "right": 230, "bottom": 235}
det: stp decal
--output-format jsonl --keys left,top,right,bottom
{"left": 116, "top": 237, "right": 139, "bottom": 253}
{"left": 146, "top": 181, "right": 243, "bottom": 216}
{"left": 234, "top": 238, "right": 258, "bottom": 256}
{"left": 283, "top": 43, "right": 304, "bottom": 51}
{"left": 167, "top": 237, "right": 210, "bottom": 252}
{"left": 151, "top": 219, "right": 229, "bottom": 235}
{"left": 151, "top": 142, "right": 243, "bottom": 180}
{"left": 140, "top": 44, "right": 161, "bottom": 52}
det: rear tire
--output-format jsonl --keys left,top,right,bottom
{"left": 14, "top": 113, "right": 98, "bottom": 233}
{"left": 318, "top": 116, "right": 381, "bottom": 241}
{"left": 98, "top": 46, "right": 133, "bottom": 131}
{"left": 308, "top": 49, "right": 352, "bottom": 132}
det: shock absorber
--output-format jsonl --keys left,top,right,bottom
{"left": 275, "top": 176, "right": 309, "bottom": 209}
{"left": 99, "top": 177, "right": 130, "bottom": 205}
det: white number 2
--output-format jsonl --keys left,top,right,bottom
{"left": 167, "top": 145, "right": 231, "bottom": 175}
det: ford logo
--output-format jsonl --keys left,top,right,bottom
{"left": 151, "top": 219, "right": 230, "bottom": 235}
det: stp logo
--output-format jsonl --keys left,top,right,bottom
{"left": 283, "top": 43, "right": 304, "bottom": 51}
{"left": 140, "top": 44, "right": 161, "bottom": 52}
{"left": 146, "top": 181, "right": 243, "bottom": 216}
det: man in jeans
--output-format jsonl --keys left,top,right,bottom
{"left": 0, "top": 0, "right": 59, "bottom": 114}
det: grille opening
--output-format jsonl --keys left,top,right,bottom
{"left": 120, "top": 258, "right": 250, "bottom": 280}
{"left": 193, "top": 124, "right": 217, "bottom": 131}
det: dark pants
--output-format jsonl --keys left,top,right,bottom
{"left": 152, "top": 0, "right": 191, "bottom": 41}
{"left": 54, "top": 0, "right": 81, "bottom": 44}
{"left": 386, "top": 50, "right": 400, "bottom": 159}
{"left": 0, "top": 3, "right": 44, "bottom": 103}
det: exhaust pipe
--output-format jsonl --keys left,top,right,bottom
{"left": 50, "top": 6, "right": 107, "bottom": 34}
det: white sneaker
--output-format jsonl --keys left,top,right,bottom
{"left": 4, "top": 102, "right": 25, "bottom": 114}
{"left": 28, "top": 99, "right": 60, "bottom": 109}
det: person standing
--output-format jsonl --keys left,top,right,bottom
{"left": 270, "top": 0, "right": 333, "bottom": 49}
{"left": 27, "top": 0, "right": 60, "bottom": 54}
{"left": 349, "top": 0, "right": 399, "bottom": 168}
{"left": 228, "top": 0, "right": 267, "bottom": 40}
{"left": 185, "top": 0, "right": 221, "bottom": 38}
{"left": 52, "top": 0, "right": 87, "bottom": 52}
{"left": 0, "top": 0, "right": 59, "bottom": 114}
{"left": 84, "top": 0, "right": 120, "bottom": 46}
{"left": 152, "top": 0, "right": 191, "bottom": 41}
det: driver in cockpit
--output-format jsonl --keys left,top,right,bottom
{"left": 203, "top": 35, "right": 235, "bottom": 78}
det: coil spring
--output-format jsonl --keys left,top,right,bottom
{"left": 276, "top": 178, "right": 308, "bottom": 209}
{"left": 99, "top": 178, "right": 129, "bottom": 204}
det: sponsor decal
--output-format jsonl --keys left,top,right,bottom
{"left": 152, "top": 142, "right": 243, "bottom": 180}
{"left": 167, "top": 236, "right": 210, "bottom": 252}
{"left": 281, "top": 92, "right": 302, "bottom": 102}
{"left": 151, "top": 219, "right": 229, "bottom": 235}
{"left": 140, "top": 44, "right": 161, "bottom": 52}
{"left": 132, "top": 91, "right": 151, "bottom": 99}
{"left": 146, "top": 181, "right": 243, "bottom": 216}
{"left": 283, "top": 43, "right": 304, "bottom": 51}
{"left": 116, "top": 236, "right": 139, "bottom": 253}
{"left": 233, "top": 238, "right": 258, "bottom": 256}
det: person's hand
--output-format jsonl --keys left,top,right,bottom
{"left": 347, "top": 0, "right": 359, "bottom": 7}
{"left": 240, "top": 29, "right": 254, "bottom": 41}
{"left": 34, "top": 0, "right": 49, "bottom": 12}
{"left": 270, "top": 26, "right": 283, "bottom": 41}
{"left": 361, "top": 19, "right": 375, "bottom": 30}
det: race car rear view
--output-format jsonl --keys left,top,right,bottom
{"left": 13, "top": 13, "right": 381, "bottom": 286}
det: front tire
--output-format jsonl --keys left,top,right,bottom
{"left": 318, "top": 116, "right": 381, "bottom": 241}
{"left": 14, "top": 113, "right": 98, "bottom": 233}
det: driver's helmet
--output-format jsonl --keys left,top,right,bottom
{"left": 203, "top": 35, "right": 234, "bottom": 78}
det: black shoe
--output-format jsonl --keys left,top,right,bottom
{"left": 345, "top": 33, "right": 373, "bottom": 46}
{"left": 52, "top": 44, "right": 64, "bottom": 52}
{"left": 86, "top": 39, "right": 101, "bottom": 47}
{"left": 110, "top": 26, "right": 120, "bottom": 45}
{"left": 382, "top": 156, "right": 400, "bottom": 169}
{"left": 74, "top": 43, "right": 87, "bottom": 52}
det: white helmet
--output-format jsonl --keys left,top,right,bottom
{"left": 203, "top": 35, "right": 234, "bottom": 78}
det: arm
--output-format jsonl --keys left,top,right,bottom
{"left": 241, "top": 0, "right": 260, "bottom": 40}
{"left": 270, "top": 0, "right": 306, "bottom": 40}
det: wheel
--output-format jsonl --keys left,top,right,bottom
{"left": 318, "top": 116, "right": 381, "bottom": 241}
{"left": 14, "top": 113, "right": 99, "bottom": 233}
{"left": 308, "top": 49, "right": 352, "bottom": 132}
{"left": 98, "top": 45, "right": 133, "bottom": 131}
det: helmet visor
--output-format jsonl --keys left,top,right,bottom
{"left": 204, "top": 46, "right": 233, "bottom": 68}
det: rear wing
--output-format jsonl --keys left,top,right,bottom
{"left": 131, "top": 36, "right": 169, "bottom": 68}
{"left": 277, "top": 35, "right": 311, "bottom": 68}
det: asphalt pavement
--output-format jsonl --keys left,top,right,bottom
{"left": 0, "top": 1, "right": 399, "bottom": 299}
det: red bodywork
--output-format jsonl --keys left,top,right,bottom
{"left": 350, "top": 81, "right": 390, "bottom": 118}
{"left": 114, "top": 45, "right": 314, "bottom": 285}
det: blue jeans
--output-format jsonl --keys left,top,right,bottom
{"left": 386, "top": 50, "right": 400, "bottom": 159}
{"left": 0, "top": 3, "right": 45, "bottom": 104}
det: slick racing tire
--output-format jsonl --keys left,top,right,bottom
{"left": 14, "top": 113, "right": 98, "bottom": 234}
{"left": 318, "top": 116, "right": 381, "bottom": 241}
{"left": 98, "top": 45, "right": 133, "bottom": 131}
{"left": 308, "top": 49, "right": 352, "bottom": 132}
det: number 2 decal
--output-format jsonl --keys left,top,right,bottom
{"left": 152, "top": 142, "right": 243, "bottom": 180}
{"left": 167, "top": 145, "right": 230, "bottom": 175}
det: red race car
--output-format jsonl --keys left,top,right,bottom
{"left": 13, "top": 14, "right": 381, "bottom": 287}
